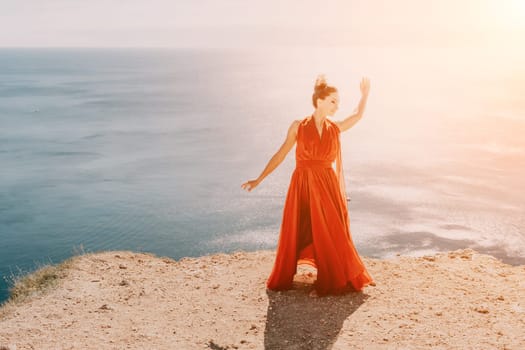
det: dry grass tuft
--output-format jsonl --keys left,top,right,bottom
{"left": 1, "top": 244, "right": 89, "bottom": 317}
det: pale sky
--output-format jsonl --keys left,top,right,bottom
{"left": 0, "top": 0, "right": 523, "bottom": 48}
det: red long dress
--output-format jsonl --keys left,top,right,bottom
{"left": 266, "top": 116, "right": 374, "bottom": 296}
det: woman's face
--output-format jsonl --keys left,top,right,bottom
{"left": 318, "top": 92, "right": 339, "bottom": 116}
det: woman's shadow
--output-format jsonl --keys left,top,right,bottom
{"left": 264, "top": 276, "right": 369, "bottom": 350}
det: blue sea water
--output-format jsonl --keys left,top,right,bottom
{"left": 1, "top": 47, "right": 524, "bottom": 304}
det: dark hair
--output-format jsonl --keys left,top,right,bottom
{"left": 312, "top": 75, "right": 338, "bottom": 108}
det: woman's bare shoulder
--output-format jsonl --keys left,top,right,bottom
{"left": 292, "top": 119, "right": 303, "bottom": 127}
{"left": 283, "top": 119, "right": 306, "bottom": 140}
{"left": 327, "top": 118, "right": 342, "bottom": 132}
{"left": 289, "top": 118, "right": 305, "bottom": 131}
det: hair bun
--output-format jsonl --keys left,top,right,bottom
{"left": 311, "top": 74, "right": 337, "bottom": 108}
{"left": 314, "top": 74, "right": 327, "bottom": 92}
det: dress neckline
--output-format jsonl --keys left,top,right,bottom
{"left": 309, "top": 116, "right": 326, "bottom": 141}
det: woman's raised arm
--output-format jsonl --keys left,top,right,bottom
{"left": 241, "top": 120, "right": 300, "bottom": 192}
{"left": 336, "top": 77, "right": 370, "bottom": 132}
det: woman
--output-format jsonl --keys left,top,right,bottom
{"left": 241, "top": 75, "right": 376, "bottom": 297}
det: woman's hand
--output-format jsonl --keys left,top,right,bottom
{"left": 360, "top": 77, "right": 370, "bottom": 97}
{"left": 241, "top": 179, "right": 260, "bottom": 192}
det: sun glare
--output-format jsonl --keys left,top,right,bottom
{"left": 506, "top": 0, "right": 525, "bottom": 27}
{"left": 512, "top": 0, "right": 525, "bottom": 12}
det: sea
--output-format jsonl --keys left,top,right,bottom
{"left": 1, "top": 46, "right": 524, "bottom": 304}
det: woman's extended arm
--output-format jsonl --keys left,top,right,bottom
{"left": 335, "top": 77, "right": 370, "bottom": 132}
{"left": 241, "top": 120, "right": 300, "bottom": 192}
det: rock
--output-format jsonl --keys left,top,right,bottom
{"left": 99, "top": 304, "right": 112, "bottom": 311}
{"left": 474, "top": 307, "right": 489, "bottom": 314}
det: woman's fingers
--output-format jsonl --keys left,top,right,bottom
{"left": 241, "top": 181, "right": 255, "bottom": 191}
{"left": 360, "top": 77, "right": 370, "bottom": 94}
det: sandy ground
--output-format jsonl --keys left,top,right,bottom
{"left": 0, "top": 248, "right": 524, "bottom": 350}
